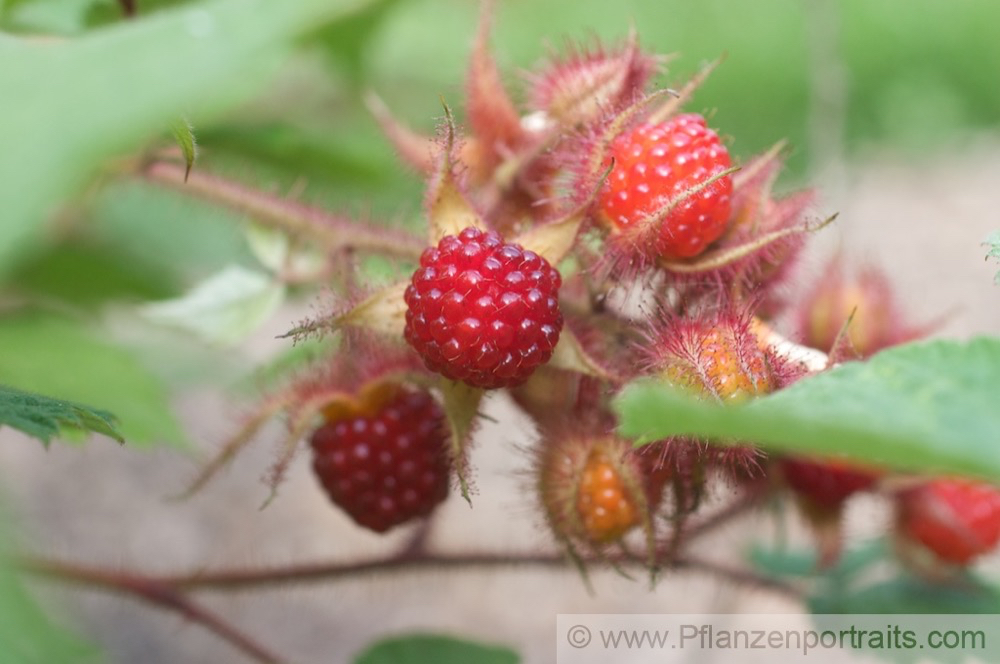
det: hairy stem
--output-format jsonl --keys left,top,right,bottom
{"left": 21, "top": 550, "right": 802, "bottom": 602}
{"left": 142, "top": 159, "right": 425, "bottom": 260}
{"left": 22, "top": 558, "right": 288, "bottom": 664}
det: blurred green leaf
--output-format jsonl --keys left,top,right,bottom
{"left": 138, "top": 265, "right": 285, "bottom": 345}
{"left": 309, "top": 0, "right": 402, "bottom": 86}
{"left": 0, "top": 0, "right": 373, "bottom": 278}
{"left": 749, "top": 539, "right": 886, "bottom": 581}
{"left": 91, "top": 181, "right": 256, "bottom": 281}
{"left": 198, "top": 122, "right": 410, "bottom": 205}
{"left": 354, "top": 634, "right": 519, "bottom": 664}
{"left": 170, "top": 117, "right": 198, "bottom": 181}
{"left": 0, "top": 384, "right": 123, "bottom": 445}
{"left": 986, "top": 230, "right": 1000, "bottom": 285}
{"left": 244, "top": 224, "right": 326, "bottom": 279}
{"left": 84, "top": 0, "right": 197, "bottom": 30}
{"left": 810, "top": 574, "right": 1000, "bottom": 615}
{"left": 0, "top": 0, "right": 100, "bottom": 34}
{"left": 0, "top": 314, "right": 186, "bottom": 447}
{"left": 616, "top": 338, "right": 1000, "bottom": 482}
{"left": 7, "top": 241, "right": 178, "bottom": 306}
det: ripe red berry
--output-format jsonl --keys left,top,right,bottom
{"left": 780, "top": 457, "right": 878, "bottom": 511}
{"left": 404, "top": 227, "right": 563, "bottom": 389}
{"left": 309, "top": 387, "right": 449, "bottom": 533}
{"left": 897, "top": 480, "right": 1000, "bottom": 566}
{"left": 598, "top": 113, "right": 733, "bottom": 260}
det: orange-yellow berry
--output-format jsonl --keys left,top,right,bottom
{"left": 661, "top": 326, "right": 773, "bottom": 403}
{"left": 576, "top": 450, "right": 639, "bottom": 543}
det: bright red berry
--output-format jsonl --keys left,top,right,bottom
{"left": 403, "top": 227, "right": 563, "bottom": 389}
{"left": 780, "top": 457, "right": 879, "bottom": 511}
{"left": 898, "top": 480, "right": 1000, "bottom": 566}
{"left": 309, "top": 387, "right": 449, "bottom": 533}
{"left": 598, "top": 114, "right": 733, "bottom": 260}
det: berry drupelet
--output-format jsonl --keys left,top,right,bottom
{"left": 404, "top": 227, "right": 563, "bottom": 389}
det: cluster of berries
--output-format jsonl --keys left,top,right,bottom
{"left": 192, "top": 2, "right": 1000, "bottom": 580}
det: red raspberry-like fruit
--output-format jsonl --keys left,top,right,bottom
{"left": 310, "top": 387, "right": 449, "bottom": 533}
{"left": 898, "top": 480, "right": 1000, "bottom": 565}
{"left": 780, "top": 457, "right": 879, "bottom": 511}
{"left": 598, "top": 113, "right": 733, "bottom": 260}
{"left": 404, "top": 227, "right": 563, "bottom": 389}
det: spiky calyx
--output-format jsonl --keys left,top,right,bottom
{"left": 528, "top": 31, "right": 660, "bottom": 126}
{"left": 647, "top": 311, "right": 775, "bottom": 404}
{"left": 598, "top": 114, "right": 734, "bottom": 260}
{"left": 896, "top": 479, "right": 1000, "bottom": 567}
{"left": 538, "top": 432, "right": 656, "bottom": 549}
{"left": 180, "top": 334, "right": 435, "bottom": 501}
{"left": 634, "top": 306, "right": 795, "bottom": 506}
{"left": 570, "top": 101, "right": 820, "bottom": 297}
{"left": 368, "top": 2, "right": 671, "bottom": 227}
{"left": 797, "top": 257, "right": 930, "bottom": 357}
{"left": 403, "top": 227, "right": 564, "bottom": 389}
{"left": 310, "top": 385, "right": 449, "bottom": 533}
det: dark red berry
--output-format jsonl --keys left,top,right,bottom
{"left": 599, "top": 113, "right": 732, "bottom": 260}
{"left": 780, "top": 457, "right": 878, "bottom": 510}
{"left": 403, "top": 227, "right": 564, "bottom": 389}
{"left": 309, "top": 388, "right": 449, "bottom": 533}
{"left": 898, "top": 479, "right": 1000, "bottom": 565}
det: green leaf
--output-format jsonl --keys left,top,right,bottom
{"left": 7, "top": 241, "right": 178, "bottom": 306}
{"left": 92, "top": 181, "right": 257, "bottom": 281}
{"left": 244, "top": 224, "right": 325, "bottom": 279}
{"left": 749, "top": 539, "right": 886, "bottom": 581}
{"left": 809, "top": 574, "right": 1000, "bottom": 614}
{"left": 354, "top": 634, "right": 519, "bottom": 664}
{"left": 616, "top": 338, "right": 1000, "bottom": 482}
{"left": 138, "top": 265, "right": 285, "bottom": 345}
{"left": 0, "top": 0, "right": 373, "bottom": 278}
{"left": 0, "top": 0, "right": 100, "bottom": 34}
{"left": 986, "top": 230, "right": 1000, "bottom": 285}
{"left": 0, "top": 384, "right": 123, "bottom": 445}
{"left": 0, "top": 314, "right": 186, "bottom": 447}
{"left": 170, "top": 116, "right": 198, "bottom": 181}
{"left": 309, "top": 0, "right": 402, "bottom": 86}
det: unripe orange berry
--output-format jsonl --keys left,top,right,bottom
{"left": 658, "top": 323, "right": 773, "bottom": 404}
{"left": 576, "top": 450, "right": 640, "bottom": 543}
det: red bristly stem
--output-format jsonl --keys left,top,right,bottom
{"left": 21, "top": 558, "right": 288, "bottom": 664}
{"left": 17, "top": 490, "right": 796, "bottom": 661}
{"left": 22, "top": 549, "right": 801, "bottom": 601}
{"left": 141, "top": 159, "right": 425, "bottom": 261}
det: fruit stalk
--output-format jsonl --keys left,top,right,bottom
{"left": 142, "top": 159, "right": 425, "bottom": 260}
